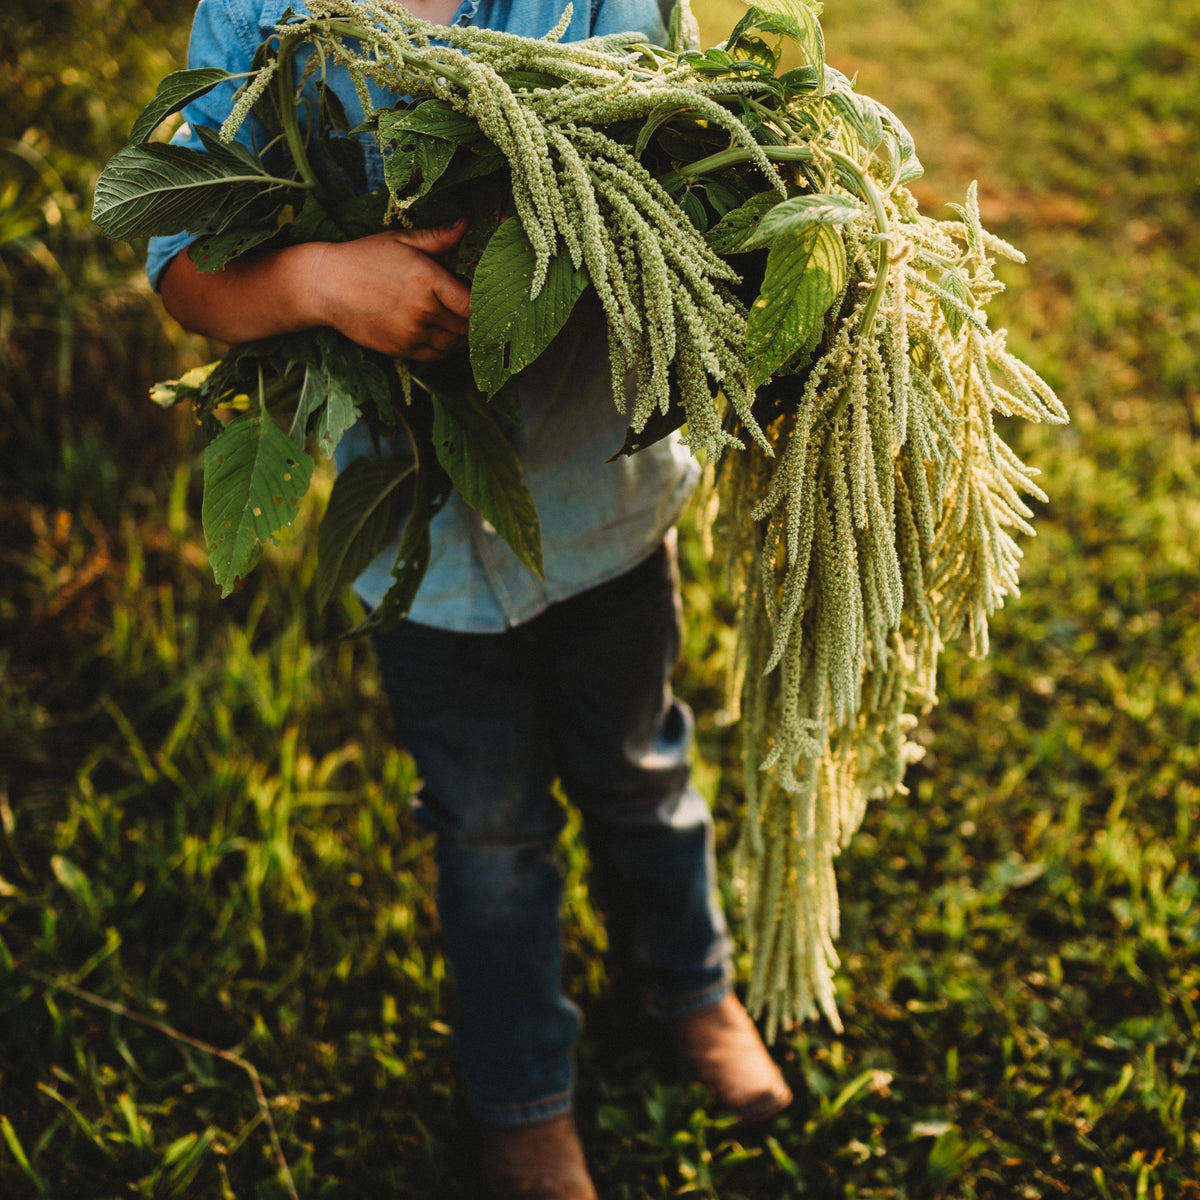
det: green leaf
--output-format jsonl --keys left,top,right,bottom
{"left": 758, "top": 1, "right": 825, "bottom": 27}
{"left": 189, "top": 225, "right": 279, "bottom": 272}
{"left": 699, "top": 176, "right": 748, "bottom": 219}
{"left": 937, "top": 268, "right": 974, "bottom": 338}
{"left": 279, "top": 193, "right": 342, "bottom": 244}
{"left": 724, "top": 5, "right": 768, "bottom": 46}
{"left": 192, "top": 123, "right": 265, "bottom": 170}
{"left": 765, "top": 1135, "right": 801, "bottom": 1180}
{"left": 746, "top": 221, "right": 846, "bottom": 384}
{"left": 288, "top": 364, "right": 325, "bottom": 446}
{"left": 738, "top": 192, "right": 861, "bottom": 251}
{"left": 189, "top": 329, "right": 396, "bottom": 442}
{"left": 610, "top": 402, "right": 687, "bottom": 458}
{"left": 441, "top": 192, "right": 504, "bottom": 280}
{"left": 198, "top": 334, "right": 318, "bottom": 419}
{"left": 163, "top": 1130, "right": 215, "bottom": 1197}
{"left": 202, "top": 412, "right": 314, "bottom": 597}
{"left": 678, "top": 187, "right": 707, "bottom": 230}
{"left": 92, "top": 141, "right": 288, "bottom": 240}
{"left": 382, "top": 127, "right": 455, "bottom": 205}
{"left": 377, "top": 102, "right": 501, "bottom": 210}
{"left": 325, "top": 332, "right": 397, "bottom": 430}
{"left": 895, "top": 150, "right": 925, "bottom": 187}
{"left": 501, "top": 69, "right": 566, "bottom": 91}
{"left": 290, "top": 371, "right": 363, "bottom": 457}
{"left": 947, "top": 196, "right": 985, "bottom": 258}
{"left": 634, "top": 102, "right": 691, "bottom": 159}
{"left": 358, "top": 527, "right": 432, "bottom": 633}
{"left": 50, "top": 854, "right": 99, "bottom": 920}
{"left": 730, "top": 4, "right": 825, "bottom": 76}
{"left": 317, "top": 78, "right": 352, "bottom": 135}
{"left": 284, "top": 333, "right": 367, "bottom": 458}
{"left": 777, "top": 65, "right": 821, "bottom": 94}
{"left": 726, "top": 32, "right": 781, "bottom": 71}
{"left": 431, "top": 390, "right": 544, "bottom": 576}
{"left": 321, "top": 189, "right": 391, "bottom": 241}
{"left": 469, "top": 214, "right": 589, "bottom": 396}
{"left": 705, "top": 192, "right": 781, "bottom": 255}
{"left": 1, "top": 1115, "right": 47, "bottom": 1193}
{"left": 824, "top": 87, "right": 884, "bottom": 152}
{"left": 382, "top": 99, "right": 496, "bottom": 149}
{"left": 867, "top": 96, "right": 923, "bottom": 186}
{"left": 682, "top": 47, "right": 735, "bottom": 72}
{"left": 127, "top": 67, "right": 234, "bottom": 144}
{"left": 400, "top": 153, "right": 509, "bottom": 231}
{"left": 654, "top": 120, "right": 729, "bottom": 164}
{"left": 315, "top": 457, "right": 416, "bottom": 611}
{"left": 350, "top": 451, "right": 453, "bottom": 635}
{"left": 315, "top": 368, "right": 361, "bottom": 458}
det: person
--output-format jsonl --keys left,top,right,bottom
{"left": 149, "top": 1, "right": 791, "bottom": 1195}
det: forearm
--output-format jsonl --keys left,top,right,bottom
{"left": 159, "top": 243, "right": 324, "bottom": 345}
{"left": 157, "top": 226, "right": 470, "bottom": 360}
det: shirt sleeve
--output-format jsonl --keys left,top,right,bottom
{"left": 145, "top": 0, "right": 267, "bottom": 289}
{"left": 588, "top": 0, "right": 700, "bottom": 44}
{"left": 588, "top": 0, "right": 669, "bottom": 42}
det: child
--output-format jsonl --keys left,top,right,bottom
{"left": 150, "top": 2, "right": 791, "bottom": 1195}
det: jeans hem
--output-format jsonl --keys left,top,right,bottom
{"left": 473, "top": 1084, "right": 575, "bottom": 1128}
{"left": 643, "top": 973, "right": 733, "bottom": 1021}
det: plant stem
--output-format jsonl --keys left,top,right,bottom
{"left": 277, "top": 34, "right": 322, "bottom": 193}
{"left": 658, "top": 142, "right": 814, "bottom": 187}
{"left": 826, "top": 150, "right": 891, "bottom": 339}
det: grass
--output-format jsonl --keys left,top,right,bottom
{"left": 2, "top": 0, "right": 1199, "bottom": 1196}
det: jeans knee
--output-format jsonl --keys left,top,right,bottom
{"left": 437, "top": 837, "right": 563, "bottom": 926}
{"left": 413, "top": 785, "right": 567, "bottom": 846}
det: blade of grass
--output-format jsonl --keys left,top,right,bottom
{"left": 0, "top": 1115, "right": 50, "bottom": 1196}
{"left": 26, "top": 968, "right": 299, "bottom": 1200}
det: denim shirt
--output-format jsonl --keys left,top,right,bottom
{"left": 147, "top": 0, "right": 701, "bottom": 631}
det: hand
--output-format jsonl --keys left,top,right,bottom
{"left": 302, "top": 221, "right": 471, "bottom": 361}
{"left": 159, "top": 219, "right": 472, "bottom": 359}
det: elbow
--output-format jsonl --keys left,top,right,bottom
{"left": 158, "top": 250, "right": 207, "bottom": 334}
{"left": 156, "top": 242, "right": 309, "bottom": 344}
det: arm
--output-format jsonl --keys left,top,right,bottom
{"left": 160, "top": 221, "right": 472, "bottom": 362}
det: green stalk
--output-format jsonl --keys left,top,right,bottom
{"left": 277, "top": 34, "right": 322, "bottom": 192}
{"left": 658, "top": 142, "right": 814, "bottom": 185}
{"left": 825, "top": 148, "right": 891, "bottom": 340}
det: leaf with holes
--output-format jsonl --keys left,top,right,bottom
{"left": 469, "top": 214, "right": 589, "bottom": 397}
{"left": 202, "top": 412, "right": 314, "bottom": 596}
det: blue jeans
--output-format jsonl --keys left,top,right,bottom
{"left": 371, "top": 539, "right": 732, "bottom": 1125}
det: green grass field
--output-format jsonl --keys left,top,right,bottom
{"left": 2, "top": 1, "right": 1198, "bottom": 1196}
